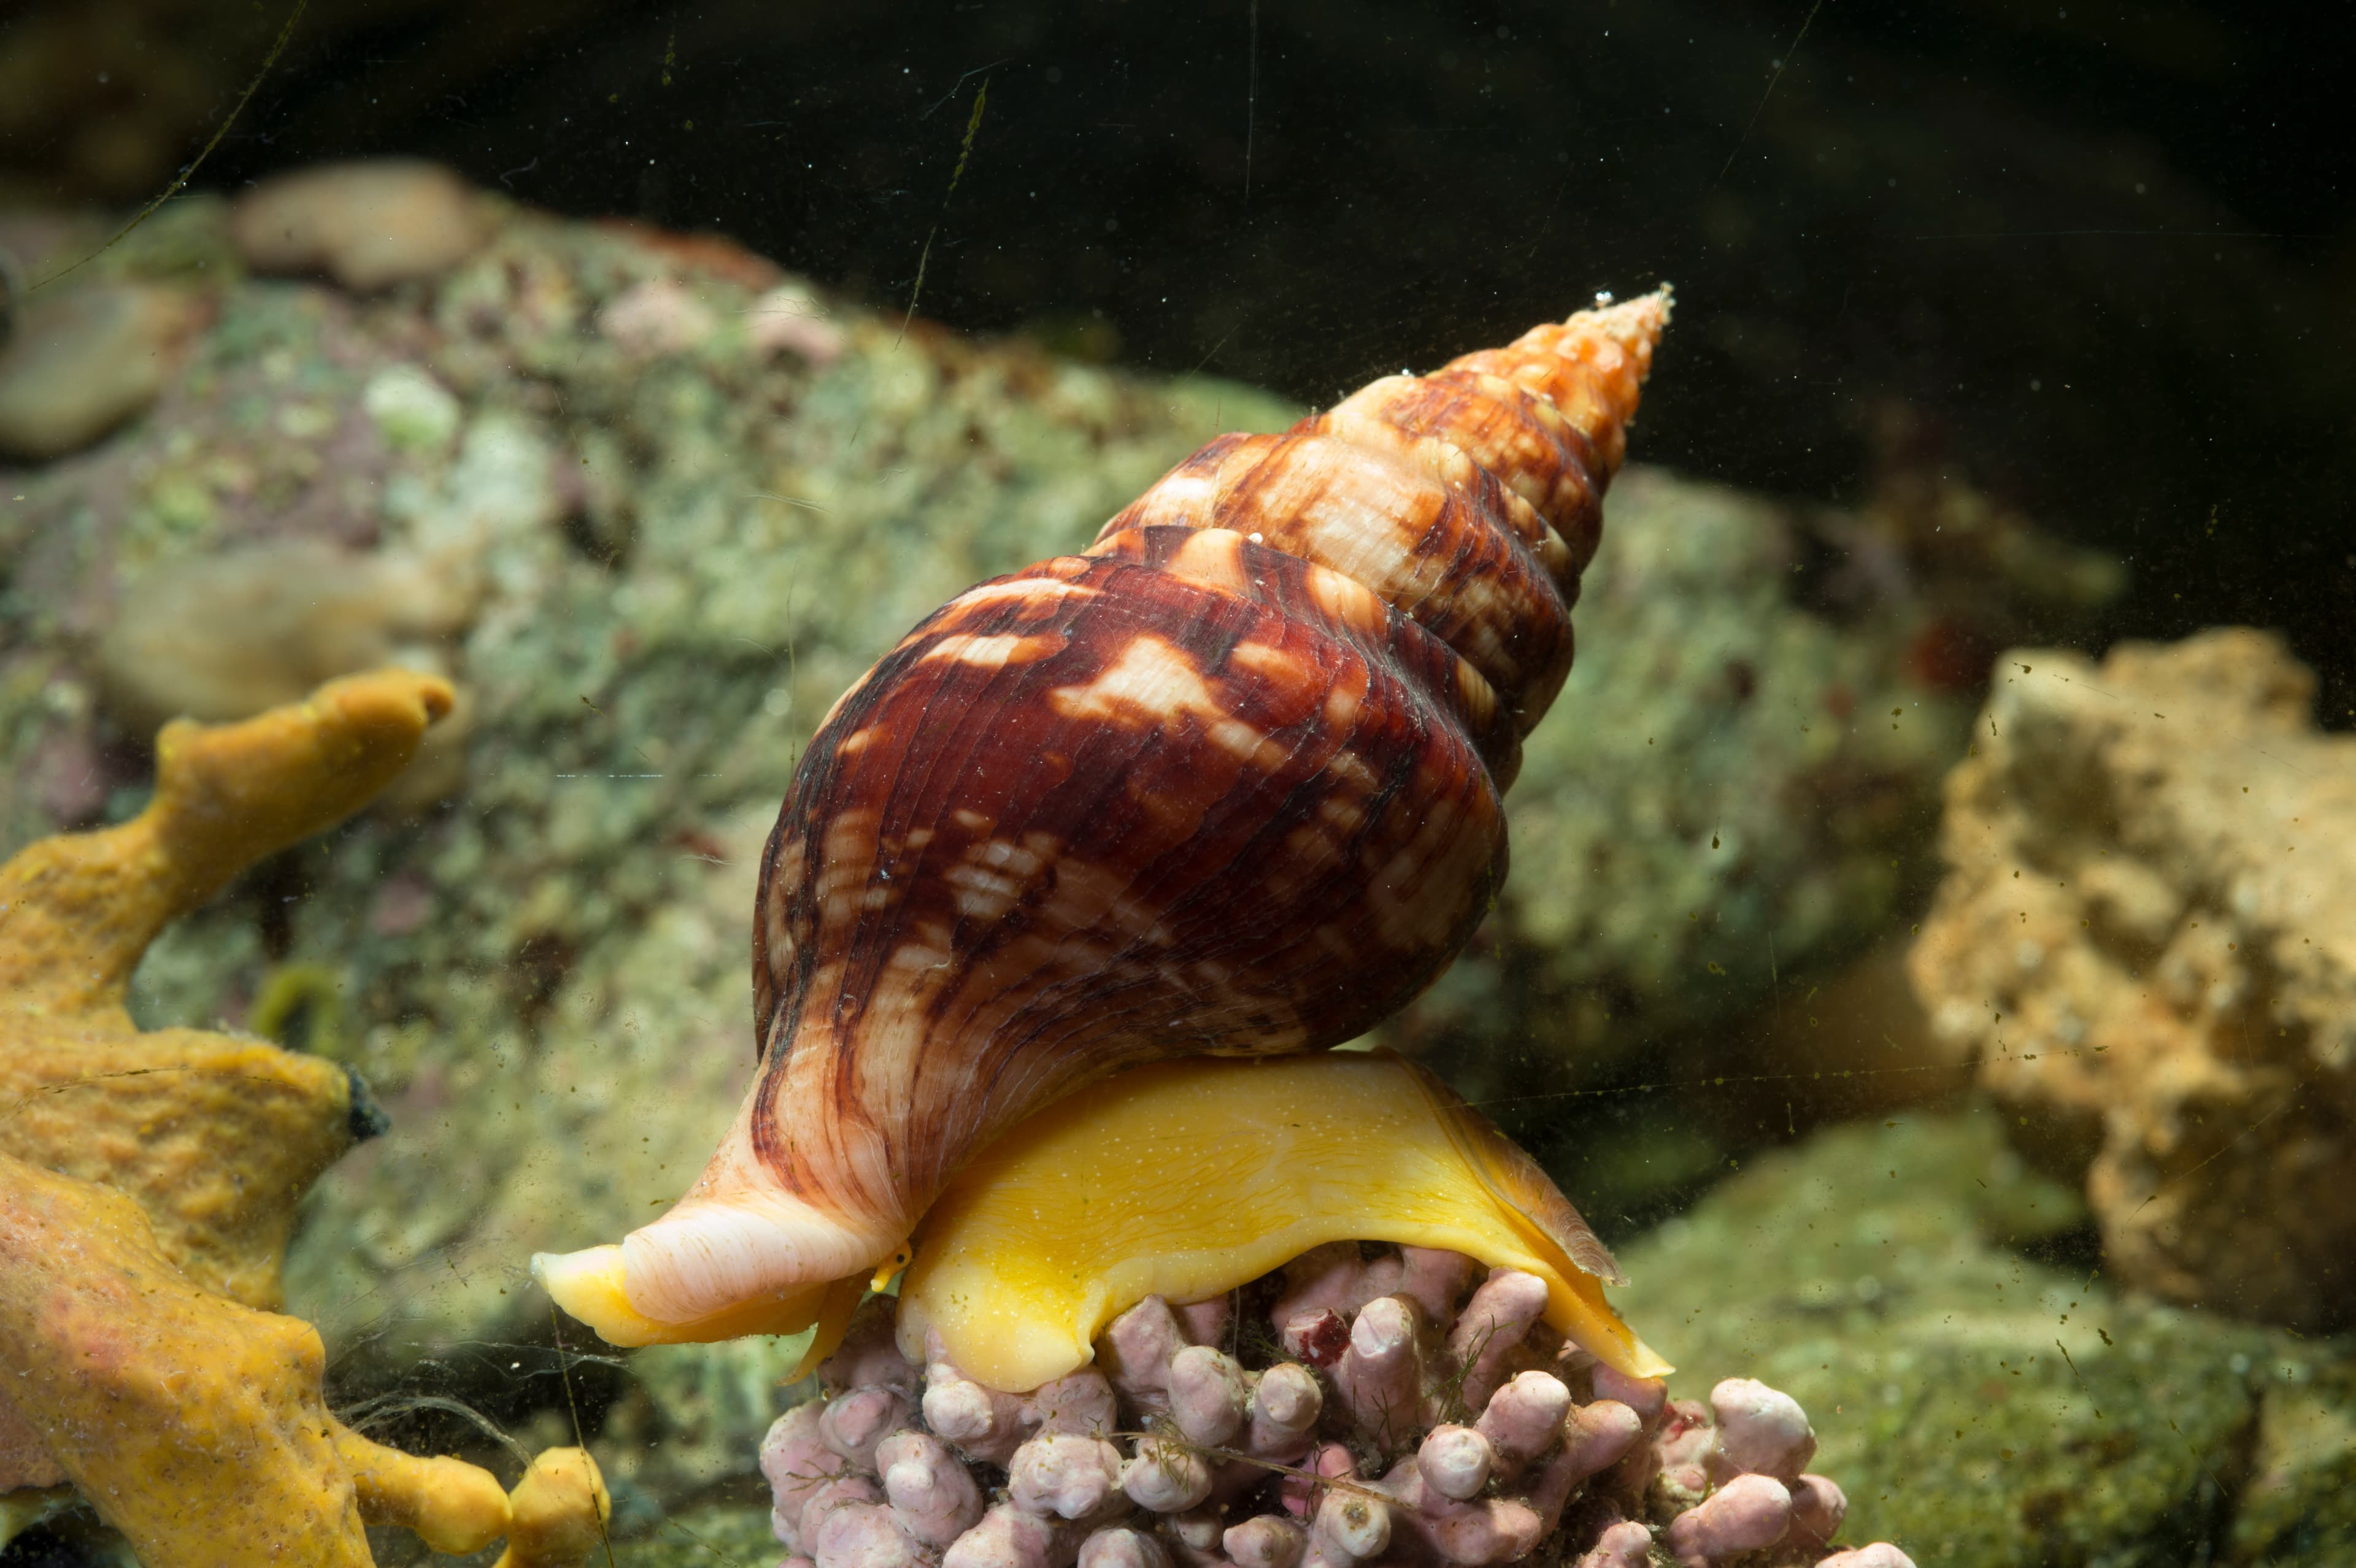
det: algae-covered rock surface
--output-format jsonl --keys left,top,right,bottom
{"left": 1911, "top": 629, "right": 2356, "bottom": 1332}
{"left": 1611, "top": 1101, "right": 2356, "bottom": 1566}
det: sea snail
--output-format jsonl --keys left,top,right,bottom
{"left": 537, "top": 288, "right": 1674, "bottom": 1363}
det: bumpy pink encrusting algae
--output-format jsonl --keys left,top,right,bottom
{"left": 761, "top": 1243, "right": 1914, "bottom": 1568}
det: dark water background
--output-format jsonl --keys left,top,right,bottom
{"left": 8, "top": 0, "right": 2348, "bottom": 713}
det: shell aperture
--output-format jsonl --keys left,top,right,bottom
{"left": 534, "top": 290, "right": 1672, "bottom": 1348}
{"left": 895, "top": 1050, "right": 1674, "bottom": 1392}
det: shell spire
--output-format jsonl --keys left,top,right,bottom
{"left": 535, "top": 288, "right": 1673, "bottom": 1349}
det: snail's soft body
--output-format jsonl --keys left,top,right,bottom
{"left": 537, "top": 290, "right": 1672, "bottom": 1348}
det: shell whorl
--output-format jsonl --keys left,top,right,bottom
{"left": 1097, "top": 300, "right": 1665, "bottom": 735}
{"left": 540, "top": 290, "right": 1671, "bottom": 1343}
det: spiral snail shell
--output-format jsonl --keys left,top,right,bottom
{"left": 537, "top": 289, "right": 1673, "bottom": 1349}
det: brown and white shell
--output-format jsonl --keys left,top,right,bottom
{"left": 536, "top": 290, "right": 1673, "bottom": 1347}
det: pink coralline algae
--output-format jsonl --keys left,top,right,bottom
{"left": 760, "top": 1245, "right": 1914, "bottom": 1568}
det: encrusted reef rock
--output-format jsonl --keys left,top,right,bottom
{"left": 1609, "top": 1104, "right": 2356, "bottom": 1568}
{"left": 231, "top": 159, "right": 491, "bottom": 292}
{"left": 761, "top": 1245, "right": 1908, "bottom": 1568}
{"left": 1909, "top": 629, "right": 2356, "bottom": 1329}
{"left": 0, "top": 278, "right": 209, "bottom": 459}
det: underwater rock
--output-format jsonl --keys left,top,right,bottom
{"left": 758, "top": 1248, "right": 1904, "bottom": 1568}
{"left": 598, "top": 276, "right": 723, "bottom": 357}
{"left": 0, "top": 655, "right": 117, "bottom": 839}
{"left": 1908, "top": 629, "right": 2356, "bottom": 1330}
{"left": 98, "top": 540, "right": 471, "bottom": 731}
{"left": 97, "top": 539, "right": 480, "bottom": 809}
{"left": 1609, "top": 1102, "right": 2356, "bottom": 1568}
{"left": 0, "top": 279, "right": 205, "bottom": 459}
{"left": 232, "top": 159, "right": 489, "bottom": 291}
{"left": 750, "top": 281, "right": 851, "bottom": 364}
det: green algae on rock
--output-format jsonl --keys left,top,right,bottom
{"left": 1609, "top": 1102, "right": 2353, "bottom": 1567}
